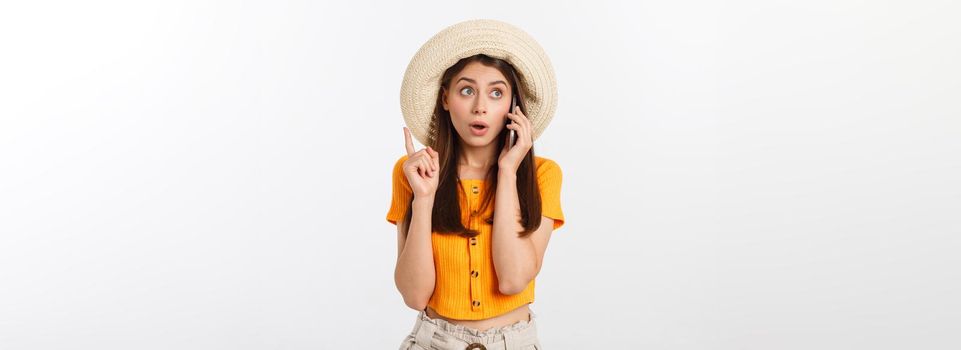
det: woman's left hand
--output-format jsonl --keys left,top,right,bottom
{"left": 498, "top": 105, "right": 533, "bottom": 174}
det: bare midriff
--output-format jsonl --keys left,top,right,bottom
{"left": 425, "top": 303, "right": 532, "bottom": 332}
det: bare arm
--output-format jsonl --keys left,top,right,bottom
{"left": 492, "top": 106, "right": 556, "bottom": 295}
{"left": 491, "top": 172, "right": 539, "bottom": 295}
{"left": 394, "top": 195, "right": 436, "bottom": 310}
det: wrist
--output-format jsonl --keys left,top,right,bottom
{"left": 412, "top": 195, "right": 435, "bottom": 204}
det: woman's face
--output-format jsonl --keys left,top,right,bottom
{"left": 442, "top": 62, "right": 513, "bottom": 147}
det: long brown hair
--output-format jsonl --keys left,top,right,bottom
{"left": 403, "top": 54, "right": 543, "bottom": 239}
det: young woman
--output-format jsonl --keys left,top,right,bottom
{"left": 388, "top": 19, "right": 564, "bottom": 350}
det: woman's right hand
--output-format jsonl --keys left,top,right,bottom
{"left": 403, "top": 127, "right": 440, "bottom": 198}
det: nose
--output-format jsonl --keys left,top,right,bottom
{"left": 472, "top": 97, "right": 487, "bottom": 115}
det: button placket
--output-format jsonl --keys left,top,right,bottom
{"left": 467, "top": 181, "right": 482, "bottom": 312}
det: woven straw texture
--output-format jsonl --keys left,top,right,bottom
{"left": 400, "top": 19, "right": 558, "bottom": 146}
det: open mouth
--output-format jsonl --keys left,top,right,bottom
{"left": 469, "top": 121, "right": 489, "bottom": 136}
{"left": 470, "top": 121, "right": 489, "bottom": 130}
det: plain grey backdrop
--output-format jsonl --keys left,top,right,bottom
{"left": 1, "top": 0, "right": 959, "bottom": 349}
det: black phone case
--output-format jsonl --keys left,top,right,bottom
{"left": 508, "top": 94, "right": 517, "bottom": 147}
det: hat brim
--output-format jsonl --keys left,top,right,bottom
{"left": 400, "top": 19, "right": 558, "bottom": 146}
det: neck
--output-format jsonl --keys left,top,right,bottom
{"left": 457, "top": 138, "right": 498, "bottom": 169}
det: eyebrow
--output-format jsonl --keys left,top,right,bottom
{"left": 456, "top": 77, "right": 507, "bottom": 87}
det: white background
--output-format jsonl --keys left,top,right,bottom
{"left": 1, "top": 0, "right": 959, "bottom": 349}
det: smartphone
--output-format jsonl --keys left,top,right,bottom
{"left": 508, "top": 94, "right": 517, "bottom": 148}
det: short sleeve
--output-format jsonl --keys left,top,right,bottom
{"left": 537, "top": 159, "right": 565, "bottom": 231}
{"left": 386, "top": 155, "right": 413, "bottom": 226}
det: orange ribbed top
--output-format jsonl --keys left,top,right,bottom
{"left": 386, "top": 154, "right": 565, "bottom": 320}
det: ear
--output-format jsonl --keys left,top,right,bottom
{"left": 441, "top": 88, "right": 449, "bottom": 111}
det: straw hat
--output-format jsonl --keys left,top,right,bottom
{"left": 399, "top": 19, "right": 558, "bottom": 146}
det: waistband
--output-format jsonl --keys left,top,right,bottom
{"left": 416, "top": 308, "right": 537, "bottom": 341}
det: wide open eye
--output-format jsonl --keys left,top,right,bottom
{"left": 460, "top": 87, "right": 474, "bottom": 96}
{"left": 490, "top": 90, "right": 503, "bottom": 98}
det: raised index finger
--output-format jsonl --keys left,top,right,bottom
{"left": 404, "top": 127, "right": 415, "bottom": 156}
